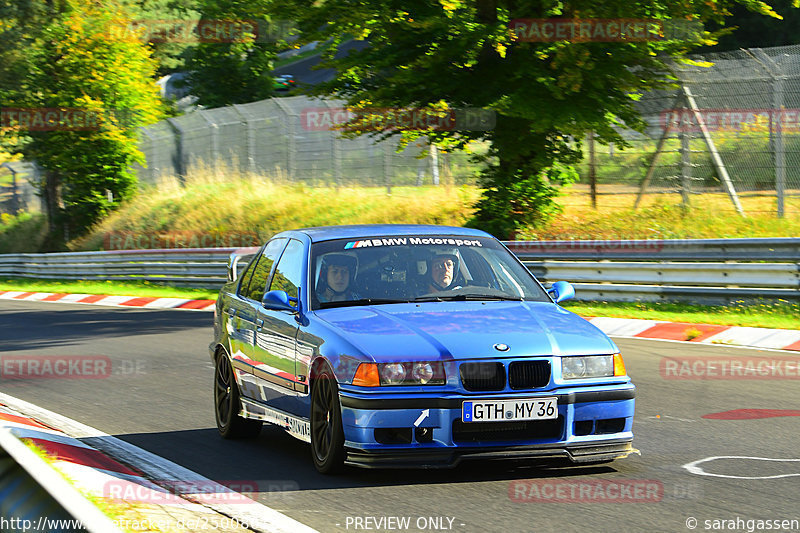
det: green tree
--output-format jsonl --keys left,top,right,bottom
{"left": 130, "top": 0, "right": 203, "bottom": 76}
{"left": 184, "top": 0, "right": 282, "bottom": 107}
{"left": 700, "top": 0, "right": 800, "bottom": 51}
{"left": 1, "top": 0, "right": 164, "bottom": 245}
{"left": 269, "top": 0, "right": 782, "bottom": 238}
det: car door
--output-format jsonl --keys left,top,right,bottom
{"left": 232, "top": 238, "right": 288, "bottom": 402}
{"left": 251, "top": 238, "right": 307, "bottom": 412}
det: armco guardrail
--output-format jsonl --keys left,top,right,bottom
{"left": 0, "top": 429, "right": 123, "bottom": 533}
{"left": 505, "top": 238, "right": 800, "bottom": 262}
{"left": 526, "top": 260, "right": 800, "bottom": 303}
{"left": 0, "top": 248, "right": 235, "bottom": 289}
{"left": 0, "top": 239, "right": 798, "bottom": 302}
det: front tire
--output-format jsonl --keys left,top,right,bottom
{"left": 310, "top": 365, "right": 346, "bottom": 474}
{"left": 214, "top": 352, "right": 262, "bottom": 439}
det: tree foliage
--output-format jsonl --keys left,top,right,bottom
{"left": 130, "top": 0, "right": 203, "bottom": 76}
{"left": 184, "top": 0, "right": 281, "bottom": 107}
{"left": 1, "top": 0, "right": 165, "bottom": 244}
{"left": 701, "top": 0, "right": 800, "bottom": 51}
{"left": 269, "top": 0, "right": 784, "bottom": 238}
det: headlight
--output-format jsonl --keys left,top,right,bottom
{"left": 380, "top": 362, "right": 445, "bottom": 386}
{"left": 562, "top": 355, "right": 614, "bottom": 379}
{"left": 411, "top": 362, "right": 435, "bottom": 384}
{"left": 380, "top": 363, "right": 407, "bottom": 385}
{"left": 353, "top": 362, "right": 446, "bottom": 386}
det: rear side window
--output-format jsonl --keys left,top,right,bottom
{"left": 241, "top": 238, "right": 287, "bottom": 302}
{"left": 269, "top": 239, "right": 305, "bottom": 299}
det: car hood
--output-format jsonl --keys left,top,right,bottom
{"left": 314, "top": 301, "right": 616, "bottom": 361}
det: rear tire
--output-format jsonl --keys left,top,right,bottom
{"left": 310, "top": 365, "right": 346, "bottom": 474}
{"left": 214, "top": 352, "right": 262, "bottom": 439}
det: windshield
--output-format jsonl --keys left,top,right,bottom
{"left": 310, "top": 235, "right": 550, "bottom": 310}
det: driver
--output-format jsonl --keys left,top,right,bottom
{"left": 316, "top": 253, "right": 360, "bottom": 303}
{"left": 424, "top": 251, "right": 462, "bottom": 293}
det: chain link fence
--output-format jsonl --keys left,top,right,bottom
{"left": 0, "top": 161, "right": 42, "bottom": 215}
{"left": 579, "top": 45, "right": 800, "bottom": 216}
{"left": 133, "top": 95, "right": 484, "bottom": 188}
{"left": 4, "top": 45, "right": 800, "bottom": 217}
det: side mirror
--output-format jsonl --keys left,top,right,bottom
{"left": 548, "top": 281, "right": 575, "bottom": 304}
{"left": 262, "top": 290, "right": 297, "bottom": 312}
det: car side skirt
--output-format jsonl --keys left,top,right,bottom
{"left": 240, "top": 397, "right": 311, "bottom": 443}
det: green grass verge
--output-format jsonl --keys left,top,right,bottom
{"left": 2, "top": 276, "right": 798, "bottom": 330}
{"left": 562, "top": 300, "right": 800, "bottom": 330}
{"left": 0, "top": 277, "right": 218, "bottom": 300}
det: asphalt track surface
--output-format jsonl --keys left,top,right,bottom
{"left": 1, "top": 300, "right": 799, "bottom": 533}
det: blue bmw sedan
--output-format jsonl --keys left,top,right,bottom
{"left": 210, "top": 225, "right": 635, "bottom": 473}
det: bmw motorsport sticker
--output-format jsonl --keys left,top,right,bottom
{"left": 344, "top": 236, "right": 484, "bottom": 249}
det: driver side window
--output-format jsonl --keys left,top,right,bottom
{"left": 241, "top": 238, "right": 287, "bottom": 302}
{"left": 269, "top": 239, "right": 305, "bottom": 299}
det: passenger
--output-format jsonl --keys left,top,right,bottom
{"left": 316, "top": 253, "right": 360, "bottom": 303}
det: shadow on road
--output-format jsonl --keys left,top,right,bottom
{"left": 107, "top": 425, "right": 618, "bottom": 497}
{"left": 0, "top": 303, "right": 212, "bottom": 351}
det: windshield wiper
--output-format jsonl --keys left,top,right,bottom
{"left": 318, "top": 298, "right": 410, "bottom": 309}
{"left": 413, "top": 294, "right": 524, "bottom": 302}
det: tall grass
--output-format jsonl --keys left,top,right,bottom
{"left": 522, "top": 184, "right": 800, "bottom": 240}
{"left": 66, "top": 163, "right": 800, "bottom": 251}
{"left": 71, "top": 167, "right": 481, "bottom": 250}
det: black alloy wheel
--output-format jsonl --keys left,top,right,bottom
{"left": 310, "top": 365, "right": 346, "bottom": 474}
{"left": 214, "top": 352, "right": 262, "bottom": 439}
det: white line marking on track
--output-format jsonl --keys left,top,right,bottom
{"left": 647, "top": 415, "right": 695, "bottom": 422}
{"left": 0, "top": 392, "right": 320, "bottom": 533}
{"left": 683, "top": 455, "right": 800, "bottom": 479}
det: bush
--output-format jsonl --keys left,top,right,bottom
{"left": 0, "top": 213, "right": 48, "bottom": 253}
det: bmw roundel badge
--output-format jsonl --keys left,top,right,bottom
{"left": 494, "top": 343, "right": 510, "bottom": 352}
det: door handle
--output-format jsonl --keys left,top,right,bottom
{"left": 256, "top": 319, "right": 264, "bottom": 330}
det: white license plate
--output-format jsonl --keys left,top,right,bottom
{"left": 462, "top": 397, "right": 557, "bottom": 423}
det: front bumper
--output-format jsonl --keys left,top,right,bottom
{"left": 338, "top": 385, "right": 636, "bottom": 469}
{"left": 344, "top": 440, "right": 636, "bottom": 469}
